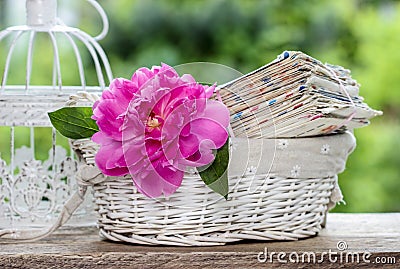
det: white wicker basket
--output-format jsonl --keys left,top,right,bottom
{"left": 71, "top": 130, "right": 355, "bottom": 246}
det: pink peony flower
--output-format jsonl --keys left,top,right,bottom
{"left": 92, "top": 64, "right": 230, "bottom": 198}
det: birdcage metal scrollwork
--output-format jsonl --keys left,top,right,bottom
{"left": 0, "top": 0, "right": 112, "bottom": 231}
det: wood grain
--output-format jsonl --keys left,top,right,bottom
{"left": 0, "top": 213, "right": 399, "bottom": 268}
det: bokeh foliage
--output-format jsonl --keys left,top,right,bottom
{"left": 0, "top": 0, "right": 399, "bottom": 212}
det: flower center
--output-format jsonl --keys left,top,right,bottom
{"left": 147, "top": 117, "right": 161, "bottom": 128}
{"left": 146, "top": 112, "right": 163, "bottom": 131}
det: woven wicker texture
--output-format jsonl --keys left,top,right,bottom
{"left": 73, "top": 130, "right": 355, "bottom": 246}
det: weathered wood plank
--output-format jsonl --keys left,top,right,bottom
{"left": 0, "top": 213, "right": 399, "bottom": 268}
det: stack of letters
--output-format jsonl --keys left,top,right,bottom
{"left": 219, "top": 51, "right": 382, "bottom": 138}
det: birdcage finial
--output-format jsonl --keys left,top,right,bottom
{"left": 26, "top": 0, "right": 57, "bottom": 28}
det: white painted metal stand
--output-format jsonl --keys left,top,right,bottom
{"left": 0, "top": 0, "right": 112, "bottom": 233}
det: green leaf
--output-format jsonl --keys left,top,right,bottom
{"left": 48, "top": 107, "right": 99, "bottom": 139}
{"left": 197, "top": 139, "right": 230, "bottom": 200}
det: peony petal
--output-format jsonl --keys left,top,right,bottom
{"left": 204, "top": 84, "right": 216, "bottom": 99}
{"left": 121, "top": 109, "right": 145, "bottom": 141}
{"left": 190, "top": 118, "right": 228, "bottom": 149}
{"left": 155, "top": 161, "right": 183, "bottom": 188}
{"left": 92, "top": 131, "right": 110, "bottom": 145}
{"left": 152, "top": 90, "right": 172, "bottom": 118}
{"left": 169, "top": 82, "right": 201, "bottom": 98}
{"left": 123, "top": 128, "right": 147, "bottom": 167}
{"left": 132, "top": 169, "right": 164, "bottom": 198}
{"left": 130, "top": 163, "right": 183, "bottom": 198}
{"left": 160, "top": 137, "right": 179, "bottom": 162}
{"left": 109, "top": 78, "right": 137, "bottom": 107}
{"left": 145, "top": 139, "right": 164, "bottom": 162}
{"left": 159, "top": 63, "right": 180, "bottom": 81}
{"left": 180, "top": 123, "right": 191, "bottom": 137}
{"left": 178, "top": 133, "right": 199, "bottom": 158}
{"left": 92, "top": 99, "right": 125, "bottom": 140}
{"left": 202, "top": 100, "right": 230, "bottom": 128}
{"left": 180, "top": 74, "right": 196, "bottom": 84}
{"left": 131, "top": 67, "right": 155, "bottom": 89}
{"left": 105, "top": 147, "right": 127, "bottom": 170}
{"left": 179, "top": 139, "right": 216, "bottom": 167}
{"left": 124, "top": 140, "right": 146, "bottom": 167}
{"left": 161, "top": 108, "right": 186, "bottom": 141}
{"left": 92, "top": 132, "right": 129, "bottom": 176}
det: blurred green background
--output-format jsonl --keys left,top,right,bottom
{"left": 0, "top": 0, "right": 399, "bottom": 212}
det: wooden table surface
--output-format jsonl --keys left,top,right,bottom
{"left": 0, "top": 213, "right": 399, "bottom": 268}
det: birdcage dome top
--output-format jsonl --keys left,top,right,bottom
{"left": 0, "top": 0, "right": 112, "bottom": 95}
{"left": 0, "top": 0, "right": 112, "bottom": 126}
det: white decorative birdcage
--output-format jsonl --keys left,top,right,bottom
{"left": 0, "top": 0, "right": 112, "bottom": 232}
